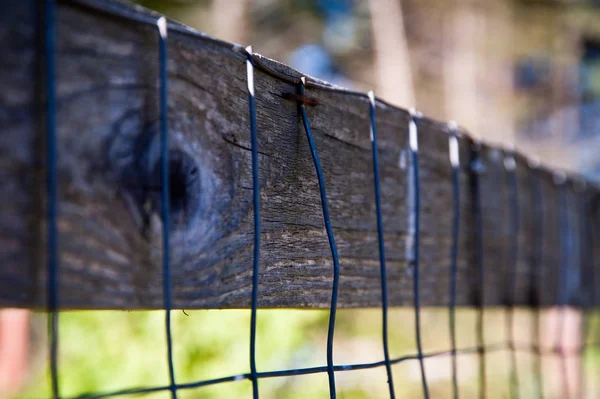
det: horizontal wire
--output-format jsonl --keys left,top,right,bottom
{"left": 69, "top": 342, "right": 592, "bottom": 399}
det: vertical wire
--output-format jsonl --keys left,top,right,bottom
{"left": 589, "top": 190, "right": 598, "bottom": 399}
{"left": 298, "top": 78, "right": 340, "bottom": 399}
{"left": 408, "top": 110, "right": 430, "bottom": 399}
{"left": 448, "top": 125, "right": 461, "bottom": 399}
{"left": 367, "top": 92, "right": 395, "bottom": 399}
{"left": 157, "top": 17, "right": 177, "bottom": 399}
{"left": 44, "top": 0, "right": 60, "bottom": 397}
{"left": 505, "top": 154, "right": 520, "bottom": 399}
{"left": 246, "top": 46, "right": 261, "bottom": 399}
{"left": 555, "top": 175, "right": 569, "bottom": 399}
{"left": 469, "top": 143, "right": 486, "bottom": 399}
{"left": 586, "top": 188, "right": 598, "bottom": 398}
{"left": 529, "top": 165, "right": 544, "bottom": 399}
{"left": 578, "top": 183, "right": 590, "bottom": 399}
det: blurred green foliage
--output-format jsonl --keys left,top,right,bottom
{"left": 15, "top": 309, "right": 600, "bottom": 398}
{"left": 16, "top": 310, "right": 329, "bottom": 398}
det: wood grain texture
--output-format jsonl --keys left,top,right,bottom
{"left": 1, "top": 0, "right": 598, "bottom": 309}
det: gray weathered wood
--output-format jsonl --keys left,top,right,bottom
{"left": 1, "top": 0, "right": 598, "bottom": 309}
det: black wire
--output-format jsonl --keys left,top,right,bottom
{"left": 298, "top": 79, "right": 340, "bottom": 399}
{"left": 44, "top": 0, "right": 60, "bottom": 397}
{"left": 409, "top": 114, "right": 430, "bottom": 399}
{"left": 580, "top": 303, "right": 589, "bottom": 398}
{"left": 68, "top": 343, "right": 585, "bottom": 399}
{"left": 469, "top": 143, "right": 486, "bottom": 399}
{"left": 505, "top": 156, "right": 520, "bottom": 399}
{"left": 578, "top": 187, "right": 591, "bottom": 399}
{"left": 529, "top": 166, "right": 544, "bottom": 399}
{"left": 588, "top": 192, "right": 600, "bottom": 397}
{"left": 448, "top": 134, "right": 460, "bottom": 399}
{"left": 368, "top": 93, "right": 396, "bottom": 399}
{"left": 157, "top": 17, "right": 177, "bottom": 399}
{"left": 246, "top": 48, "right": 261, "bottom": 399}
{"left": 555, "top": 179, "right": 570, "bottom": 399}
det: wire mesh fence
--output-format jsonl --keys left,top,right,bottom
{"left": 3, "top": 0, "right": 600, "bottom": 398}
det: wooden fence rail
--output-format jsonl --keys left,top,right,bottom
{"left": 1, "top": 0, "right": 599, "bottom": 310}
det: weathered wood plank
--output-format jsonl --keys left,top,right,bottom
{"left": 0, "top": 0, "right": 598, "bottom": 309}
